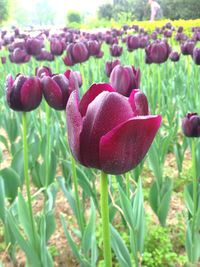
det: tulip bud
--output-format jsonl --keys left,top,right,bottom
{"left": 193, "top": 47, "right": 200, "bottom": 65}
{"left": 109, "top": 44, "right": 123, "bottom": 57}
{"left": 25, "top": 37, "right": 43, "bottom": 56}
{"left": 126, "top": 35, "right": 140, "bottom": 51}
{"left": 169, "top": 51, "right": 180, "bottom": 62}
{"left": 87, "top": 40, "right": 101, "bottom": 56}
{"left": 110, "top": 65, "right": 140, "bottom": 96}
{"left": 41, "top": 73, "right": 77, "bottom": 110}
{"left": 182, "top": 113, "right": 200, "bottom": 137}
{"left": 105, "top": 59, "right": 121, "bottom": 77}
{"left": 6, "top": 74, "right": 42, "bottom": 112}
{"left": 50, "top": 39, "right": 65, "bottom": 55}
{"left": 145, "top": 40, "right": 171, "bottom": 64}
{"left": 129, "top": 89, "right": 149, "bottom": 116}
{"left": 9, "top": 48, "right": 31, "bottom": 64}
{"left": 35, "top": 66, "right": 52, "bottom": 78}
{"left": 181, "top": 41, "right": 195, "bottom": 56}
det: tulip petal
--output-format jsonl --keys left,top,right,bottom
{"left": 20, "top": 77, "right": 42, "bottom": 111}
{"left": 80, "top": 92, "right": 133, "bottom": 168}
{"left": 79, "top": 83, "right": 115, "bottom": 117}
{"left": 99, "top": 115, "right": 162, "bottom": 174}
{"left": 66, "top": 90, "right": 83, "bottom": 162}
{"left": 42, "top": 75, "right": 68, "bottom": 110}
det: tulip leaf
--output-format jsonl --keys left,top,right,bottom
{"left": 110, "top": 224, "right": 133, "bottom": 267}
{"left": 157, "top": 178, "right": 173, "bottom": 226}
{"left": 61, "top": 214, "right": 91, "bottom": 267}
{"left": 0, "top": 177, "right": 6, "bottom": 222}
{"left": 184, "top": 183, "right": 194, "bottom": 216}
{"left": 11, "top": 148, "right": 24, "bottom": 186}
{"left": 81, "top": 200, "right": 96, "bottom": 256}
{"left": 0, "top": 167, "right": 20, "bottom": 203}
{"left": 0, "top": 134, "right": 9, "bottom": 150}
{"left": 7, "top": 211, "right": 41, "bottom": 266}
{"left": 149, "top": 181, "right": 159, "bottom": 214}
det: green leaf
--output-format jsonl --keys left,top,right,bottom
{"left": 0, "top": 177, "right": 5, "bottom": 222}
{"left": 0, "top": 167, "right": 20, "bottom": 203}
{"left": 184, "top": 183, "right": 194, "bottom": 215}
{"left": 11, "top": 148, "right": 24, "bottom": 186}
{"left": 110, "top": 224, "right": 132, "bottom": 267}
{"left": 149, "top": 181, "right": 159, "bottom": 214}
{"left": 158, "top": 178, "right": 173, "bottom": 226}
{"left": 7, "top": 211, "right": 41, "bottom": 266}
{"left": 61, "top": 214, "right": 91, "bottom": 267}
{"left": 81, "top": 200, "right": 96, "bottom": 255}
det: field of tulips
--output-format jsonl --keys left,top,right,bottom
{"left": 0, "top": 19, "right": 200, "bottom": 267}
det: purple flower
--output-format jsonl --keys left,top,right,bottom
{"left": 66, "top": 83, "right": 161, "bottom": 174}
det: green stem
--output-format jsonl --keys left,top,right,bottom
{"left": 100, "top": 171, "right": 112, "bottom": 267}
{"left": 71, "top": 154, "right": 85, "bottom": 235}
{"left": 45, "top": 102, "right": 50, "bottom": 189}
{"left": 191, "top": 138, "right": 197, "bottom": 263}
{"left": 157, "top": 65, "right": 161, "bottom": 113}
{"left": 126, "top": 172, "right": 130, "bottom": 198}
{"left": 22, "top": 112, "right": 37, "bottom": 247}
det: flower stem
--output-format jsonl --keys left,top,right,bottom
{"left": 45, "top": 102, "right": 50, "bottom": 189}
{"left": 100, "top": 171, "right": 112, "bottom": 267}
{"left": 191, "top": 138, "right": 197, "bottom": 263}
{"left": 71, "top": 154, "right": 85, "bottom": 235}
{"left": 22, "top": 112, "right": 37, "bottom": 246}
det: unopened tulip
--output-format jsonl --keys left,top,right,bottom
{"left": 110, "top": 65, "right": 140, "bottom": 96}
{"left": 35, "top": 66, "right": 52, "bottom": 78}
{"left": 109, "top": 44, "right": 123, "bottom": 57}
{"left": 182, "top": 113, "right": 200, "bottom": 137}
{"left": 105, "top": 59, "right": 121, "bottom": 77}
{"left": 169, "top": 51, "right": 180, "bottom": 62}
{"left": 193, "top": 47, "right": 200, "bottom": 65}
{"left": 6, "top": 74, "right": 42, "bottom": 111}
{"left": 145, "top": 40, "right": 171, "bottom": 64}
{"left": 25, "top": 37, "right": 43, "bottom": 56}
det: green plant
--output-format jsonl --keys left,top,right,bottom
{"left": 142, "top": 225, "right": 184, "bottom": 267}
{"left": 66, "top": 10, "right": 82, "bottom": 24}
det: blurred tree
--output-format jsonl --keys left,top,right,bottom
{"left": 97, "top": 3, "right": 113, "bottom": 20}
{"left": 0, "top": 0, "right": 9, "bottom": 23}
{"left": 161, "top": 0, "right": 200, "bottom": 20}
{"left": 66, "top": 10, "right": 82, "bottom": 24}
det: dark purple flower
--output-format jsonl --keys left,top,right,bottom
{"left": 65, "top": 42, "right": 89, "bottom": 65}
{"left": 35, "top": 50, "right": 54, "bottom": 61}
{"left": 105, "top": 59, "right": 121, "bottom": 78}
{"left": 50, "top": 39, "right": 65, "bottom": 55}
{"left": 126, "top": 35, "right": 140, "bottom": 51}
{"left": 35, "top": 66, "right": 52, "bottom": 78}
{"left": 25, "top": 37, "right": 43, "bottom": 56}
{"left": 41, "top": 74, "right": 77, "bottom": 110}
{"left": 193, "top": 47, "right": 200, "bottom": 65}
{"left": 9, "top": 48, "right": 31, "bottom": 64}
{"left": 6, "top": 74, "right": 42, "bottom": 112}
{"left": 66, "top": 83, "right": 161, "bottom": 174}
{"left": 109, "top": 44, "right": 123, "bottom": 57}
{"left": 109, "top": 65, "right": 140, "bottom": 96}
{"left": 145, "top": 40, "right": 171, "bottom": 64}
{"left": 181, "top": 41, "right": 195, "bottom": 56}
{"left": 87, "top": 40, "right": 101, "bottom": 56}
{"left": 182, "top": 113, "right": 200, "bottom": 137}
{"left": 169, "top": 51, "right": 180, "bottom": 62}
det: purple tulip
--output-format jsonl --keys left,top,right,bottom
{"left": 126, "top": 35, "right": 140, "bottom": 51}
{"left": 109, "top": 44, "right": 123, "bottom": 57}
{"left": 64, "top": 69, "right": 81, "bottom": 91}
{"left": 35, "top": 50, "right": 54, "bottom": 61}
{"left": 65, "top": 42, "right": 89, "bottom": 65}
{"left": 182, "top": 113, "right": 200, "bottom": 137}
{"left": 50, "top": 39, "right": 65, "bottom": 55}
{"left": 35, "top": 66, "right": 52, "bottom": 78}
{"left": 109, "top": 65, "right": 140, "bottom": 96}
{"left": 66, "top": 83, "right": 161, "bottom": 174}
{"left": 181, "top": 41, "right": 195, "bottom": 56}
{"left": 139, "top": 35, "right": 149, "bottom": 48}
{"left": 105, "top": 59, "right": 121, "bottom": 78}
{"left": 87, "top": 40, "right": 101, "bottom": 56}
{"left": 169, "top": 51, "right": 180, "bottom": 62}
{"left": 192, "top": 47, "right": 200, "bottom": 65}
{"left": 41, "top": 74, "right": 77, "bottom": 110}
{"left": 145, "top": 40, "right": 171, "bottom": 64}
{"left": 9, "top": 48, "right": 31, "bottom": 64}
{"left": 6, "top": 74, "right": 42, "bottom": 112}
{"left": 25, "top": 37, "right": 43, "bottom": 56}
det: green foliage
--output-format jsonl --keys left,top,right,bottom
{"left": 0, "top": 0, "right": 9, "bottom": 24}
{"left": 66, "top": 10, "right": 81, "bottom": 24}
{"left": 161, "top": 0, "right": 200, "bottom": 20}
{"left": 142, "top": 226, "right": 185, "bottom": 267}
{"left": 97, "top": 4, "right": 113, "bottom": 20}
